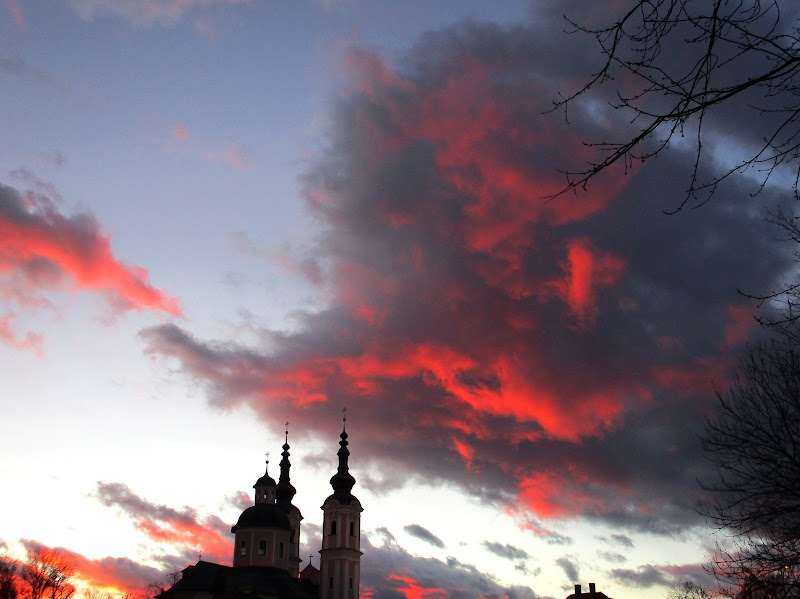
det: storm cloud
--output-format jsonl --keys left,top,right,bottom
{"left": 139, "top": 8, "right": 794, "bottom": 540}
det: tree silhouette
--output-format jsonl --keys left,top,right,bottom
{"left": 667, "top": 581, "right": 711, "bottom": 599}
{"left": 702, "top": 336, "right": 800, "bottom": 597}
{"left": 19, "top": 549, "right": 74, "bottom": 599}
{"left": 555, "top": 0, "right": 800, "bottom": 208}
{"left": 0, "top": 557, "right": 17, "bottom": 599}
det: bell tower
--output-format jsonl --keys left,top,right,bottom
{"left": 320, "top": 412, "right": 362, "bottom": 599}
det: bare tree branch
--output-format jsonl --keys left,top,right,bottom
{"left": 552, "top": 0, "right": 800, "bottom": 207}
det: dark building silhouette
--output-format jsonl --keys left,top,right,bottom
{"left": 566, "top": 583, "right": 612, "bottom": 599}
{"left": 158, "top": 421, "right": 362, "bottom": 599}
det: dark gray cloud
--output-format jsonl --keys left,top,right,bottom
{"left": 0, "top": 54, "right": 56, "bottom": 87}
{"left": 556, "top": 557, "right": 580, "bottom": 583}
{"left": 482, "top": 541, "right": 529, "bottom": 560}
{"left": 139, "top": 5, "right": 794, "bottom": 540}
{"left": 609, "top": 563, "right": 715, "bottom": 591}
{"left": 597, "top": 551, "right": 627, "bottom": 564}
{"left": 404, "top": 524, "right": 445, "bottom": 548}
{"left": 361, "top": 531, "right": 539, "bottom": 599}
{"left": 610, "top": 565, "right": 671, "bottom": 588}
{"left": 610, "top": 535, "right": 634, "bottom": 549}
{"left": 545, "top": 532, "right": 573, "bottom": 546}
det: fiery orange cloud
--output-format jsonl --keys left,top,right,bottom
{"left": 451, "top": 438, "right": 480, "bottom": 473}
{"left": 142, "top": 22, "right": 782, "bottom": 531}
{"left": 389, "top": 573, "right": 449, "bottom": 599}
{"left": 0, "top": 183, "right": 182, "bottom": 348}
{"left": 342, "top": 50, "right": 628, "bottom": 255}
{"left": 95, "top": 483, "right": 232, "bottom": 565}
{"left": 17, "top": 541, "right": 164, "bottom": 596}
{"left": 134, "top": 518, "right": 232, "bottom": 563}
{"left": 550, "top": 238, "right": 626, "bottom": 328}
{"left": 247, "top": 343, "right": 632, "bottom": 441}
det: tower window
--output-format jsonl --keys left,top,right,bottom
{"left": 279, "top": 542, "right": 284, "bottom": 558}
{"left": 349, "top": 522, "right": 354, "bottom": 536}
{"left": 349, "top": 578, "right": 353, "bottom": 590}
{"left": 240, "top": 540, "right": 247, "bottom": 556}
{"left": 331, "top": 520, "right": 337, "bottom": 535}
{"left": 258, "top": 540, "right": 266, "bottom": 556}
{"left": 329, "top": 577, "right": 333, "bottom": 590}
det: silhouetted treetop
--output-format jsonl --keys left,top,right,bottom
{"left": 701, "top": 335, "right": 800, "bottom": 597}
{"left": 555, "top": 0, "right": 800, "bottom": 208}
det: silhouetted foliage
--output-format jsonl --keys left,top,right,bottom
{"left": 0, "top": 557, "right": 18, "bottom": 599}
{"left": 668, "top": 581, "right": 711, "bottom": 599}
{"left": 748, "top": 209, "right": 800, "bottom": 326}
{"left": 702, "top": 337, "right": 800, "bottom": 598}
{"left": 19, "top": 549, "right": 74, "bottom": 599}
{"left": 145, "top": 570, "right": 181, "bottom": 599}
{"left": 556, "top": 0, "right": 800, "bottom": 208}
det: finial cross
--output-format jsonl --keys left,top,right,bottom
{"left": 342, "top": 406, "right": 347, "bottom": 430}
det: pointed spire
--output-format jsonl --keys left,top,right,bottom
{"left": 276, "top": 421, "right": 297, "bottom": 511}
{"left": 329, "top": 408, "right": 356, "bottom": 500}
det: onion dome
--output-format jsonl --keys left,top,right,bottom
{"left": 254, "top": 456, "right": 277, "bottom": 505}
{"left": 231, "top": 503, "right": 291, "bottom": 532}
{"left": 325, "top": 424, "right": 358, "bottom": 505}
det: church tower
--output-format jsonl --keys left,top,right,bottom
{"left": 320, "top": 416, "right": 362, "bottom": 599}
{"left": 231, "top": 455, "right": 294, "bottom": 569}
{"left": 276, "top": 425, "right": 303, "bottom": 577}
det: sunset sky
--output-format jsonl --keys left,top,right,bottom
{"left": 1, "top": 2, "right": 796, "bottom": 599}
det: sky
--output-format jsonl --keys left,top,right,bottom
{"left": 1, "top": 2, "right": 797, "bottom": 599}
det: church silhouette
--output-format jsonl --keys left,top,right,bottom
{"left": 157, "top": 419, "right": 362, "bottom": 599}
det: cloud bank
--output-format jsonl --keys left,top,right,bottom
{"left": 140, "top": 10, "right": 794, "bottom": 538}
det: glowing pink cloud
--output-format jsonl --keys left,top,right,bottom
{"left": 172, "top": 123, "right": 189, "bottom": 141}
{"left": 95, "top": 482, "right": 232, "bottom": 565}
{"left": 142, "top": 23, "right": 785, "bottom": 532}
{"left": 0, "top": 182, "right": 182, "bottom": 350}
{"left": 389, "top": 573, "right": 448, "bottom": 599}
{"left": 18, "top": 541, "right": 164, "bottom": 596}
{"left": 5, "top": 0, "right": 26, "bottom": 32}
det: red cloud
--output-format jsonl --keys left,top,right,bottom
{"left": 143, "top": 24, "right": 776, "bottom": 531}
{"left": 549, "top": 238, "right": 626, "bottom": 328}
{"left": 18, "top": 540, "right": 164, "bottom": 596}
{"left": 95, "top": 482, "right": 232, "bottom": 565}
{"left": 389, "top": 573, "right": 449, "bottom": 599}
{"left": 172, "top": 123, "right": 189, "bottom": 141}
{"left": 134, "top": 517, "right": 232, "bottom": 563}
{"left": 5, "top": 0, "right": 26, "bottom": 32}
{"left": 721, "top": 303, "right": 758, "bottom": 349}
{"left": 0, "top": 182, "right": 182, "bottom": 348}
